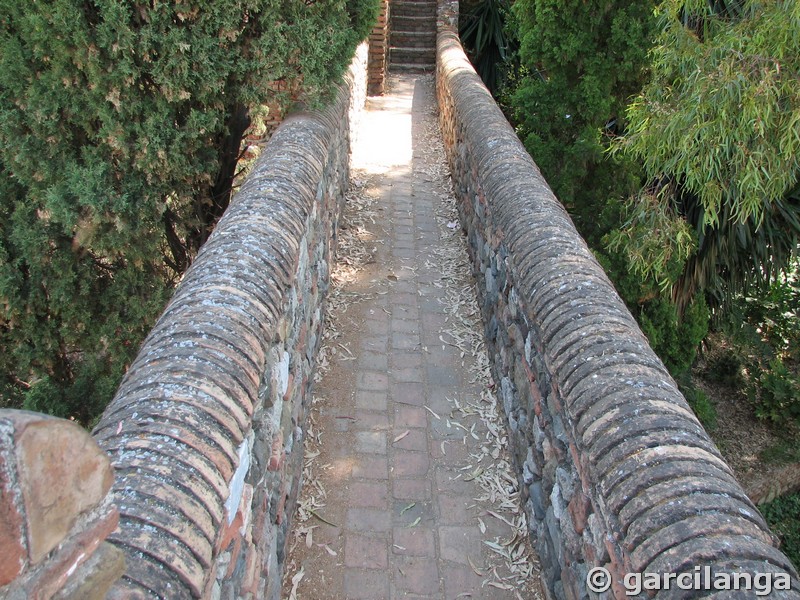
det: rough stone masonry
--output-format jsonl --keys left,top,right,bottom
{"left": 435, "top": 1, "right": 800, "bottom": 598}
{"left": 90, "top": 44, "right": 368, "bottom": 600}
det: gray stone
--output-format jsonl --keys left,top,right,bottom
{"left": 529, "top": 482, "right": 546, "bottom": 521}
{"left": 555, "top": 467, "right": 575, "bottom": 503}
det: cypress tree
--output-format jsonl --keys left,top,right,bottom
{"left": 0, "top": 0, "right": 378, "bottom": 423}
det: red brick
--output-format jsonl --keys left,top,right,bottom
{"left": 392, "top": 451, "right": 429, "bottom": 477}
{"left": 355, "top": 390, "right": 387, "bottom": 411}
{"left": 268, "top": 430, "right": 284, "bottom": 472}
{"left": 392, "top": 556, "right": 440, "bottom": 595}
{"left": 240, "top": 547, "right": 261, "bottom": 596}
{"left": 345, "top": 535, "right": 388, "bottom": 570}
{"left": 394, "top": 406, "right": 427, "bottom": 428}
{"left": 282, "top": 371, "right": 296, "bottom": 403}
{"left": 391, "top": 352, "right": 423, "bottom": 369}
{"left": 353, "top": 411, "right": 390, "bottom": 430}
{"left": 346, "top": 508, "right": 391, "bottom": 532}
{"left": 356, "top": 372, "right": 388, "bottom": 391}
{"left": 105, "top": 585, "right": 152, "bottom": 600}
{"left": 352, "top": 456, "right": 388, "bottom": 480}
{"left": 568, "top": 491, "right": 591, "bottom": 535}
{"left": 391, "top": 383, "right": 425, "bottom": 405}
{"left": 437, "top": 495, "right": 475, "bottom": 525}
{"left": 442, "top": 564, "right": 484, "bottom": 599}
{"left": 390, "top": 428, "right": 427, "bottom": 452}
{"left": 343, "top": 569, "right": 390, "bottom": 599}
{"left": 439, "top": 526, "right": 481, "bottom": 565}
{"left": 392, "top": 527, "right": 435, "bottom": 557}
{"left": 53, "top": 541, "right": 125, "bottom": 600}
{"left": 392, "top": 479, "right": 431, "bottom": 501}
{"left": 349, "top": 481, "right": 389, "bottom": 509}
{"left": 28, "top": 503, "right": 119, "bottom": 600}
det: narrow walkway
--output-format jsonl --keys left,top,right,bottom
{"left": 283, "top": 75, "right": 542, "bottom": 599}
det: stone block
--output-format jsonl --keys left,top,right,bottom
{"left": 53, "top": 542, "right": 126, "bottom": 600}
{"left": 3, "top": 412, "right": 114, "bottom": 565}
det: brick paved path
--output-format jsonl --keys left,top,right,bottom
{"left": 284, "top": 75, "right": 541, "bottom": 600}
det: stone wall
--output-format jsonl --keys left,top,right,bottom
{"left": 0, "top": 410, "right": 124, "bottom": 599}
{"left": 435, "top": 6, "right": 800, "bottom": 599}
{"left": 746, "top": 463, "right": 800, "bottom": 506}
{"left": 90, "top": 43, "right": 369, "bottom": 600}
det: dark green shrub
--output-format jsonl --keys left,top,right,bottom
{"left": 0, "top": 0, "right": 378, "bottom": 424}
{"left": 674, "top": 376, "right": 716, "bottom": 431}
{"left": 638, "top": 296, "right": 710, "bottom": 377}
{"left": 749, "top": 359, "right": 800, "bottom": 425}
{"left": 503, "top": 0, "right": 714, "bottom": 378}
{"left": 701, "top": 349, "right": 744, "bottom": 387}
{"left": 761, "top": 492, "right": 800, "bottom": 570}
{"left": 507, "top": 0, "right": 656, "bottom": 240}
{"left": 595, "top": 246, "right": 710, "bottom": 379}
{"left": 741, "top": 266, "right": 800, "bottom": 361}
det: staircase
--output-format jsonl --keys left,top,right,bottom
{"left": 389, "top": 0, "right": 437, "bottom": 73}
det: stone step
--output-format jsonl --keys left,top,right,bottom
{"left": 388, "top": 62, "right": 435, "bottom": 74}
{"left": 391, "top": 14, "right": 436, "bottom": 34}
{"left": 391, "top": 1, "right": 437, "bottom": 17}
{"left": 389, "top": 47, "right": 436, "bottom": 66}
{"left": 391, "top": 30, "right": 436, "bottom": 48}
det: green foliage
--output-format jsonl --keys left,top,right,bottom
{"left": 595, "top": 243, "right": 710, "bottom": 378}
{"left": 760, "top": 491, "right": 800, "bottom": 569}
{"left": 749, "top": 358, "right": 800, "bottom": 425}
{"left": 708, "top": 260, "right": 800, "bottom": 425}
{"left": 604, "top": 185, "right": 697, "bottom": 292}
{"left": 639, "top": 294, "right": 710, "bottom": 376}
{"left": 459, "top": 0, "right": 514, "bottom": 96}
{"left": 621, "top": 0, "right": 800, "bottom": 227}
{"left": 674, "top": 185, "right": 800, "bottom": 312}
{"left": 508, "top": 0, "right": 656, "bottom": 240}
{"left": 760, "top": 434, "right": 800, "bottom": 465}
{"left": 740, "top": 263, "right": 800, "bottom": 360}
{"left": 505, "top": 0, "right": 727, "bottom": 375}
{"left": 616, "top": 0, "right": 800, "bottom": 310}
{"left": 676, "top": 375, "right": 717, "bottom": 431}
{"left": 0, "top": 0, "right": 378, "bottom": 424}
{"left": 701, "top": 348, "right": 745, "bottom": 387}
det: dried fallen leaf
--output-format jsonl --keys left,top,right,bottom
{"left": 393, "top": 430, "right": 410, "bottom": 444}
{"left": 468, "top": 554, "right": 485, "bottom": 576}
{"left": 423, "top": 405, "right": 440, "bottom": 419}
{"left": 463, "top": 467, "right": 484, "bottom": 482}
{"left": 309, "top": 509, "right": 338, "bottom": 528}
{"left": 487, "top": 581, "right": 514, "bottom": 590}
{"left": 305, "top": 525, "right": 316, "bottom": 548}
{"left": 289, "top": 565, "right": 304, "bottom": 600}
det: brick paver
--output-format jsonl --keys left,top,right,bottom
{"left": 286, "top": 74, "right": 539, "bottom": 599}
